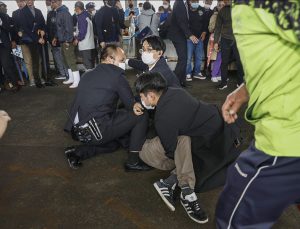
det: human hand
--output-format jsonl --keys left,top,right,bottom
{"left": 200, "top": 32, "right": 206, "bottom": 41}
{"left": 222, "top": 84, "right": 249, "bottom": 124}
{"left": 133, "top": 102, "right": 144, "bottom": 116}
{"left": 11, "top": 41, "right": 17, "bottom": 49}
{"left": 73, "top": 39, "right": 79, "bottom": 46}
{"left": 52, "top": 38, "right": 57, "bottom": 46}
{"left": 100, "top": 42, "right": 105, "bottom": 49}
{"left": 189, "top": 35, "right": 199, "bottom": 44}
{"left": 214, "top": 43, "right": 219, "bottom": 51}
{"left": 0, "top": 110, "right": 11, "bottom": 138}
{"left": 38, "top": 38, "right": 45, "bottom": 45}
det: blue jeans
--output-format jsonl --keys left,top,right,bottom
{"left": 186, "top": 39, "right": 203, "bottom": 76}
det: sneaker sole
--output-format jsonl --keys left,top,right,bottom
{"left": 180, "top": 200, "right": 209, "bottom": 224}
{"left": 153, "top": 182, "right": 175, "bottom": 212}
{"left": 67, "top": 158, "right": 79, "bottom": 170}
{"left": 193, "top": 77, "right": 206, "bottom": 80}
{"left": 186, "top": 78, "right": 193, "bottom": 82}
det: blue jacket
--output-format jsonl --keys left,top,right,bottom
{"left": 55, "top": 5, "right": 74, "bottom": 43}
{"left": 76, "top": 11, "right": 89, "bottom": 41}
{"left": 17, "top": 5, "right": 45, "bottom": 44}
{"left": 125, "top": 7, "right": 139, "bottom": 17}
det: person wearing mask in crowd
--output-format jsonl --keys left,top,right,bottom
{"left": 0, "top": 2, "right": 21, "bottom": 92}
{"left": 185, "top": 0, "right": 209, "bottom": 82}
{"left": 17, "top": 0, "right": 46, "bottom": 88}
{"left": 127, "top": 36, "right": 180, "bottom": 88}
{"left": 73, "top": 1, "right": 95, "bottom": 70}
{"left": 214, "top": 0, "right": 244, "bottom": 90}
{"left": 160, "top": 0, "right": 171, "bottom": 23}
{"left": 216, "top": 1, "right": 300, "bottom": 228}
{"left": 138, "top": 2, "right": 143, "bottom": 13}
{"left": 85, "top": 2, "right": 99, "bottom": 65}
{"left": 207, "top": 0, "right": 225, "bottom": 83}
{"left": 94, "top": 0, "right": 121, "bottom": 49}
{"left": 46, "top": 0, "right": 68, "bottom": 80}
{"left": 201, "top": 0, "right": 214, "bottom": 78}
{"left": 137, "top": 2, "right": 160, "bottom": 37}
{"left": 52, "top": 0, "right": 80, "bottom": 89}
{"left": 64, "top": 44, "right": 151, "bottom": 172}
{"left": 134, "top": 72, "right": 240, "bottom": 224}
{"left": 168, "top": 0, "right": 198, "bottom": 87}
{"left": 125, "top": 0, "right": 139, "bottom": 18}
{"left": 12, "top": 0, "right": 35, "bottom": 86}
{"left": 0, "top": 110, "right": 10, "bottom": 138}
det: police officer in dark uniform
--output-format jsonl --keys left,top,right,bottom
{"left": 64, "top": 44, "right": 151, "bottom": 172}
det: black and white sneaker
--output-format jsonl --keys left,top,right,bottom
{"left": 180, "top": 192, "right": 208, "bottom": 224}
{"left": 65, "top": 147, "right": 82, "bottom": 170}
{"left": 217, "top": 83, "right": 228, "bottom": 90}
{"left": 153, "top": 179, "right": 176, "bottom": 211}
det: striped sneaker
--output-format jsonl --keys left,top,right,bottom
{"left": 153, "top": 179, "right": 176, "bottom": 211}
{"left": 180, "top": 192, "right": 208, "bottom": 224}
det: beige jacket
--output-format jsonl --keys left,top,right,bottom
{"left": 207, "top": 11, "right": 219, "bottom": 61}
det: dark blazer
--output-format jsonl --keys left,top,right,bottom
{"left": 0, "top": 12, "right": 13, "bottom": 48}
{"left": 167, "top": 0, "right": 192, "bottom": 42}
{"left": 94, "top": 6, "right": 120, "bottom": 43}
{"left": 46, "top": 10, "right": 58, "bottom": 44}
{"left": 128, "top": 57, "right": 180, "bottom": 88}
{"left": 65, "top": 64, "right": 135, "bottom": 132}
{"left": 11, "top": 9, "right": 21, "bottom": 44}
{"left": 155, "top": 88, "right": 241, "bottom": 192}
{"left": 17, "top": 5, "right": 45, "bottom": 44}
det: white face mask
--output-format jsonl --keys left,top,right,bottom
{"left": 47, "top": 6, "right": 52, "bottom": 11}
{"left": 163, "top": 4, "right": 169, "bottom": 9}
{"left": 139, "top": 7, "right": 143, "bottom": 11}
{"left": 91, "top": 10, "right": 96, "bottom": 16}
{"left": 141, "top": 100, "right": 155, "bottom": 110}
{"left": 142, "top": 52, "right": 157, "bottom": 66}
{"left": 118, "top": 62, "right": 126, "bottom": 71}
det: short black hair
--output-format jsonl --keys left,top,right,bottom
{"left": 135, "top": 72, "right": 167, "bottom": 95}
{"left": 100, "top": 44, "right": 119, "bottom": 62}
{"left": 143, "top": 2, "right": 151, "bottom": 10}
{"left": 142, "top": 35, "right": 166, "bottom": 54}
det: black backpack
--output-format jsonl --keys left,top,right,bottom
{"left": 158, "top": 13, "right": 172, "bottom": 39}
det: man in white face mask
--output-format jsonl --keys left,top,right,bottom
{"left": 64, "top": 44, "right": 151, "bottom": 172}
{"left": 127, "top": 35, "right": 180, "bottom": 91}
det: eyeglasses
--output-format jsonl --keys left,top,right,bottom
{"left": 139, "top": 48, "right": 154, "bottom": 54}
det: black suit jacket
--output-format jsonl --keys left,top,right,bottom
{"left": 0, "top": 13, "right": 13, "bottom": 48}
{"left": 65, "top": 64, "right": 135, "bottom": 132}
{"left": 167, "top": 0, "right": 192, "bottom": 42}
{"left": 128, "top": 57, "right": 180, "bottom": 88}
{"left": 154, "top": 88, "right": 241, "bottom": 192}
{"left": 18, "top": 5, "right": 45, "bottom": 44}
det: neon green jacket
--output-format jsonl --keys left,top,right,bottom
{"left": 232, "top": 0, "right": 300, "bottom": 157}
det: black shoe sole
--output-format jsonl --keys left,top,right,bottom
{"left": 124, "top": 164, "right": 153, "bottom": 172}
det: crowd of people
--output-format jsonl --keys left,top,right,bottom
{"left": 0, "top": 0, "right": 244, "bottom": 93}
{"left": 1, "top": 0, "right": 300, "bottom": 228}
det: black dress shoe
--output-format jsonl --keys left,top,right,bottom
{"left": 36, "top": 82, "right": 45, "bottom": 88}
{"left": 65, "top": 147, "right": 82, "bottom": 169}
{"left": 180, "top": 82, "right": 192, "bottom": 88}
{"left": 124, "top": 159, "right": 152, "bottom": 172}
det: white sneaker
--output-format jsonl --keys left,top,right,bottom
{"left": 216, "top": 76, "right": 221, "bottom": 81}
{"left": 29, "top": 79, "right": 35, "bottom": 87}
{"left": 211, "top": 77, "right": 219, "bottom": 83}
{"left": 41, "top": 78, "right": 46, "bottom": 85}
{"left": 186, "top": 74, "right": 192, "bottom": 82}
{"left": 69, "top": 71, "right": 80, "bottom": 88}
{"left": 193, "top": 73, "right": 206, "bottom": 80}
{"left": 63, "top": 69, "right": 74, "bottom": 85}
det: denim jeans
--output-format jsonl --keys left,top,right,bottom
{"left": 186, "top": 39, "right": 204, "bottom": 76}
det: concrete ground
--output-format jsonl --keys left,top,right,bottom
{"left": 0, "top": 70, "right": 299, "bottom": 229}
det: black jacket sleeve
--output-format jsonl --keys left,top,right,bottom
{"left": 174, "top": 1, "right": 192, "bottom": 39}
{"left": 128, "top": 59, "right": 149, "bottom": 72}
{"left": 117, "top": 73, "right": 135, "bottom": 110}
{"left": 214, "top": 9, "right": 223, "bottom": 44}
{"left": 95, "top": 9, "right": 104, "bottom": 43}
{"left": 118, "top": 8, "right": 126, "bottom": 30}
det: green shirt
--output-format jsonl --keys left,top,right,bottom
{"left": 232, "top": 0, "right": 300, "bottom": 157}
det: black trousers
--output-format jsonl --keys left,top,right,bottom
{"left": 73, "top": 110, "right": 149, "bottom": 160}
{"left": 172, "top": 38, "right": 188, "bottom": 84}
{"left": 26, "top": 43, "right": 42, "bottom": 84}
{"left": 220, "top": 38, "right": 244, "bottom": 85}
{"left": 80, "top": 49, "right": 94, "bottom": 70}
{"left": 0, "top": 44, "right": 18, "bottom": 85}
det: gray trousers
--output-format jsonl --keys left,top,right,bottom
{"left": 80, "top": 49, "right": 94, "bottom": 70}
{"left": 51, "top": 46, "right": 67, "bottom": 76}
{"left": 139, "top": 136, "right": 196, "bottom": 189}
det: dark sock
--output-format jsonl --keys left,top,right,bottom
{"left": 181, "top": 185, "right": 194, "bottom": 197}
{"left": 163, "top": 174, "right": 178, "bottom": 187}
{"left": 127, "top": 151, "right": 139, "bottom": 164}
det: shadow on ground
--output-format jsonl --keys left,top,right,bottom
{"left": 0, "top": 70, "right": 299, "bottom": 229}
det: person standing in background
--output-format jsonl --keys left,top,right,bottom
{"left": 52, "top": 0, "right": 80, "bottom": 89}
{"left": 73, "top": 1, "right": 95, "bottom": 70}
{"left": 125, "top": 0, "right": 139, "bottom": 18}
{"left": 167, "top": 0, "right": 198, "bottom": 87}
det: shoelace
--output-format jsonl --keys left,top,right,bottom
{"left": 191, "top": 201, "right": 201, "bottom": 212}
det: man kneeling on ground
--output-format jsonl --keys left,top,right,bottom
{"left": 64, "top": 44, "right": 151, "bottom": 172}
{"left": 134, "top": 72, "right": 241, "bottom": 224}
